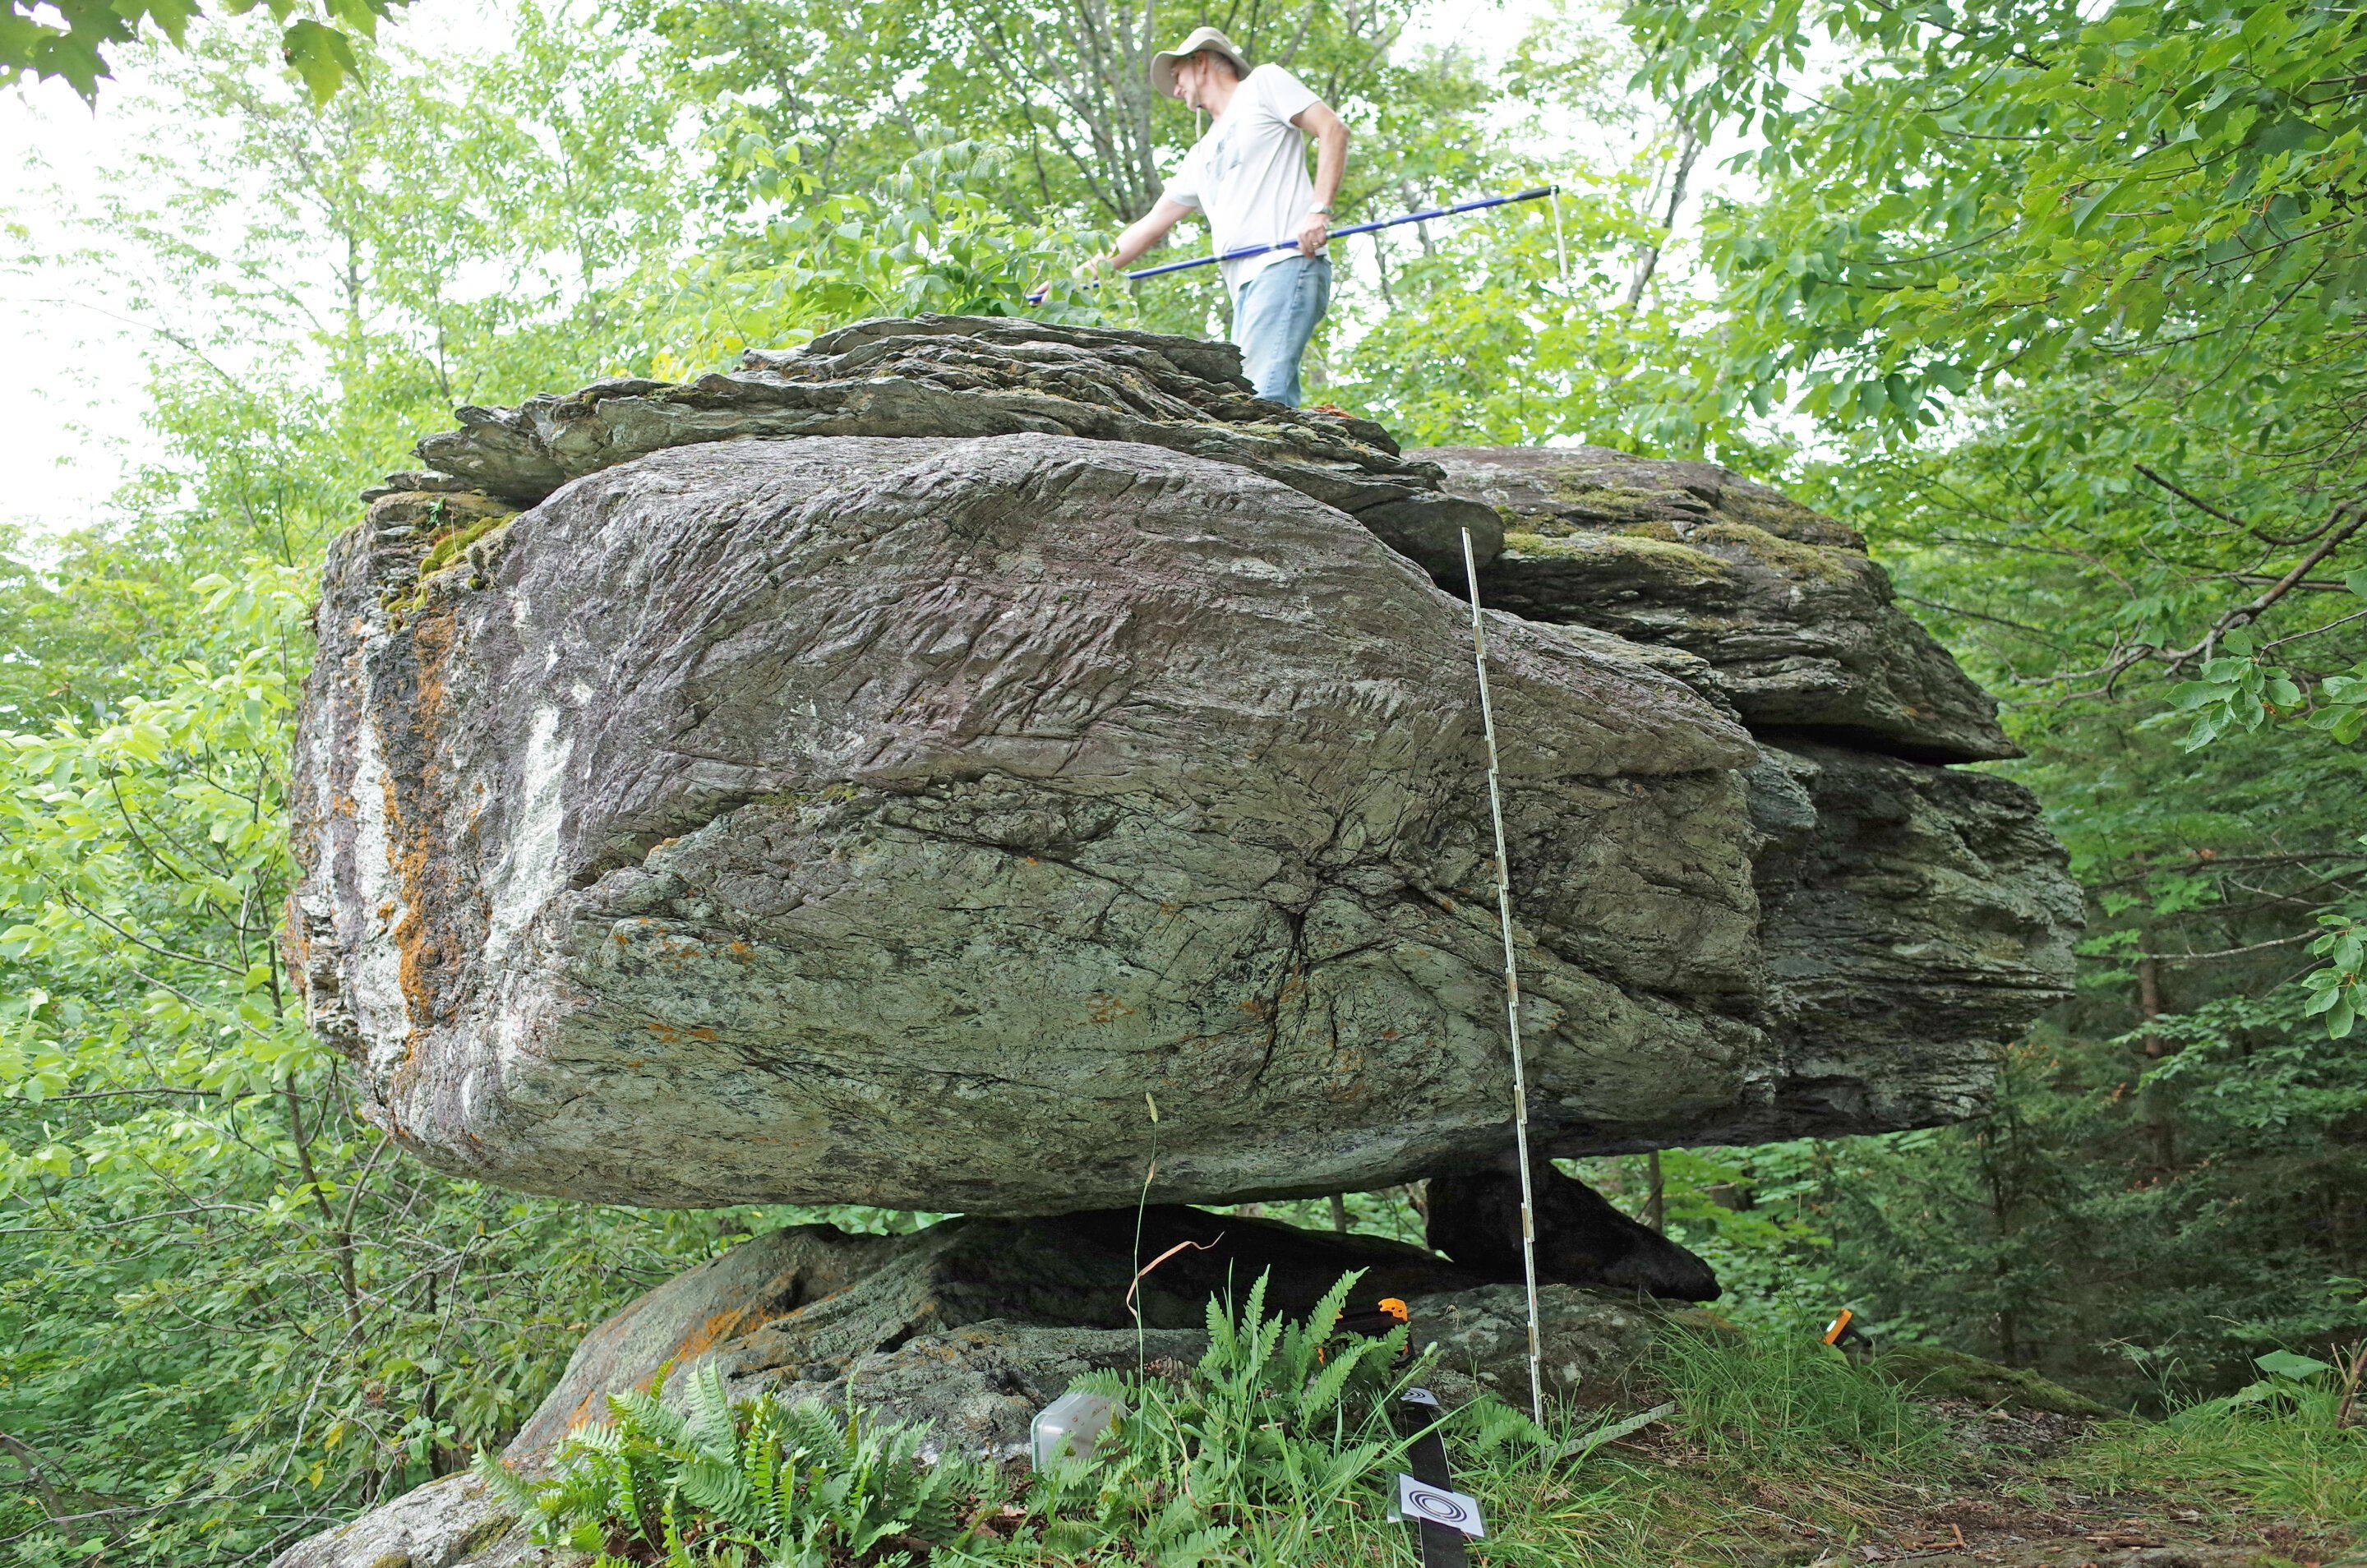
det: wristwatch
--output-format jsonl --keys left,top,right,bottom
{"left": 1310, "top": 204, "right": 1333, "bottom": 215}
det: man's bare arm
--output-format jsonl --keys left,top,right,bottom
{"left": 1291, "top": 101, "right": 1350, "bottom": 256}
{"left": 1105, "top": 197, "right": 1197, "bottom": 270}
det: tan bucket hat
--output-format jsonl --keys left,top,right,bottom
{"left": 1149, "top": 25, "right": 1251, "bottom": 99}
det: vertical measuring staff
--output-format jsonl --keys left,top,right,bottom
{"left": 1459, "top": 527, "right": 1546, "bottom": 1429}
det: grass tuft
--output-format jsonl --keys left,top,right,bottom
{"left": 2062, "top": 1351, "right": 2367, "bottom": 1529}
{"left": 1656, "top": 1320, "right": 1953, "bottom": 1472}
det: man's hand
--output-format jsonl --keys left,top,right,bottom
{"left": 1296, "top": 209, "right": 1330, "bottom": 257}
{"left": 1290, "top": 100, "right": 1348, "bottom": 256}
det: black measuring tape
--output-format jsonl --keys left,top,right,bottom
{"left": 1391, "top": 1386, "right": 1478, "bottom": 1566}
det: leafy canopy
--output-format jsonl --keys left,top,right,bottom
{"left": 1625, "top": 0, "right": 2367, "bottom": 438}
{"left": 2, "top": 0, "right": 406, "bottom": 101}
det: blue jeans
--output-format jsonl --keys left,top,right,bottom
{"left": 1231, "top": 253, "right": 1331, "bottom": 406}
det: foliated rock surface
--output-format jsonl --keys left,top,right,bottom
{"left": 405, "top": 314, "right": 1502, "bottom": 579}
{"left": 1742, "top": 742, "right": 2083, "bottom": 1140}
{"left": 289, "top": 321, "right": 2077, "bottom": 1215}
{"left": 267, "top": 1473, "right": 551, "bottom": 1568}
{"left": 292, "top": 431, "right": 1775, "bottom": 1211}
{"left": 1414, "top": 445, "right": 2018, "bottom": 763}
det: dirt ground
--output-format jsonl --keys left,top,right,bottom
{"left": 1645, "top": 1404, "right": 2360, "bottom": 1568}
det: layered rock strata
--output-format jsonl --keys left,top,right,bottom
{"left": 288, "top": 317, "right": 2077, "bottom": 1216}
{"left": 402, "top": 314, "right": 1502, "bottom": 579}
{"left": 1415, "top": 445, "right": 2018, "bottom": 763}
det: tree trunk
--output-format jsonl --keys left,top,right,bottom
{"left": 2137, "top": 952, "right": 2177, "bottom": 1169}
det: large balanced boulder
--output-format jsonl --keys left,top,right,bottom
{"left": 288, "top": 317, "right": 2076, "bottom": 1215}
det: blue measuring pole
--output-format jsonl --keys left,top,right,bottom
{"left": 1027, "top": 186, "right": 1558, "bottom": 302}
{"left": 1128, "top": 186, "right": 1557, "bottom": 281}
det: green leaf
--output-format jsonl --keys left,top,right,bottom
{"left": 281, "top": 18, "right": 361, "bottom": 104}
{"left": 2254, "top": 1349, "right": 2334, "bottom": 1381}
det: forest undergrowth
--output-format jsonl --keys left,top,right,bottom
{"left": 468, "top": 1273, "right": 2367, "bottom": 1567}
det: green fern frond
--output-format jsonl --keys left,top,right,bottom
{"left": 777, "top": 1398, "right": 845, "bottom": 1461}
{"left": 470, "top": 1448, "right": 547, "bottom": 1521}
{"left": 610, "top": 1386, "right": 690, "bottom": 1449}
{"left": 678, "top": 1452, "right": 755, "bottom": 1529}
{"left": 1305, "top": 1270, "right": 1364, "bottom": 1349}
{"left": 661, "top": 1492, "right": 692, "bottom": 1567}
{"left": 1462, "top": 1394, "right": 1549, "bottom": 1455}
{"left": 567, "top": 1418, "right": 624, "bottom": 1455}
{"left": 684, "top": 1359, "right": 741, "bottom": 1458}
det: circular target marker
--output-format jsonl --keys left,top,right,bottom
{"left": 1395, "top": 1475, "right": 1488, "bottom": 1539}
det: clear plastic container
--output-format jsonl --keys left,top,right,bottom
{"left": 1029, "top": 1389, "right": 1125, "bottom": 1469}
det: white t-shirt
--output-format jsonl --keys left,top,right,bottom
{"left": 1160, "top": 63, "right": 1325, "bottom": 296}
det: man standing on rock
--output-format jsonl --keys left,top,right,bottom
{"left": 1097, "top": 27, "right": 1350, "bottom": 407}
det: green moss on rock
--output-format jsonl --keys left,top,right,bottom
{"left": 1691, "top": 521, "right": 1863, "bottom": 585}
{"left": 1873, "top": 1343, "right": 2117, "bottom": 1418}
{"left": 1502, "top": 528, "right": 1731, "bottom": 581}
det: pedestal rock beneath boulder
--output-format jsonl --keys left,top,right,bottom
{"left": 288, "top": 316, "right": 2079, "bottom": 1214}
{"left": 269, "top": 1210, "right": 1673, "bottom": 1568}
{"left": 501, "top": 1207, "right": 1662, "bottom": 1466}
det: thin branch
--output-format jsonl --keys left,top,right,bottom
{"left": 2262, "top": 606, "right": 2367, "bottom": 651}
{"left": 2142, "top": 932, "right": 2316, "bottom": 962}
{"left": 2149, "top": 463, "right": 2367, "bottom": 549}
{"left": 2046, "top": 502, "right": 2367, "bottom": 684}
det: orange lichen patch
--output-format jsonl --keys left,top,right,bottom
{"left": 1086, "top": 993, "right": 1133, "bottom": 1025}
{"left": 727, "top": 940, "right": 754, "bottom": 962}
{"left": 653, "top": 1308, "right": 749, "bottom": 1374}
{"left": 376, "top": 600, "right": 491, "bottom": 1090}
{"left": 631, "top": 1289, "right": 798, "bottom": 1394}
{"left": 278, "top": 898, "right": 316, "bottom": 1006}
